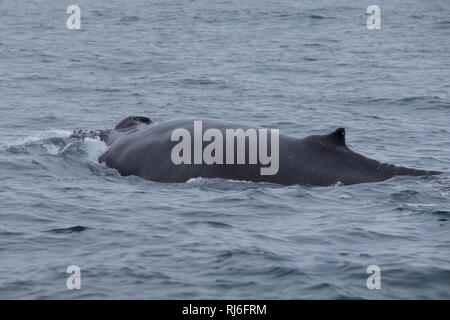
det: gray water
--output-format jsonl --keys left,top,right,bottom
{"left": 1, "top": 0, "right": 449, "bottom": 299}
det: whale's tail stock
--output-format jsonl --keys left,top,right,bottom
{"left": 317, "top": 127, "right": 443, "bottom": 185}
{"left": 394, "top": 165, "right": 442, "bottom": 177}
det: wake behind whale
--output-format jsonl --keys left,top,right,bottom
{"left": 67, "top": 116, "right": 442, "bottom": 186}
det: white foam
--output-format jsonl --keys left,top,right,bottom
{"left": 43, "top": 144, "right": 61, "bottom": 155}
{"left": 11, "top": 130, "right": 72, "bottom": 146}
{"left": 186, "top": 177, "right": 253, "bottom": 184}
{"left": 82, "top": 137, "right": 108, "bottom": 162}
{"left": 186, "top": 177, "right": 208, "bottom": 184}
{"left": 2, "top": 130, "right": 108, "bottom": 159}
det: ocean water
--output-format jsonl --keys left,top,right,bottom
{"left": 0, "top": 0, "right": 449, "bottom": 299}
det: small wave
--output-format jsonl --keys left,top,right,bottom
{"left": 302, "top": 43, "right": 326, "bottom": 47}
{"left": 3, "top": 130, "right": 107, "bottom": 160}
{"left": 185, "top": 220, "right": 233, "bottom": 229}
{"left": 2, "top": 130, "right": 72, "bottom": 155}
{"left": 92, "top": 10, "right": 104, "bottom": 17}
{"left": 435, "top": 20, "right": 450, "bottom": 29}
{"left": 392, "top": 96, "right": 447, "bottom": 106}
{"left": 94, "top": 88, "right": 122, "bottom": 93}
{"left": 303, "top": 57, "right": 320, "bottom": 62}
{"left": 373, "top": 96, "right": 448, "bottom": 108}
{"left": 391, "top": 190, "right": 419, "bottom": 201}
{"left": 350, "top": 96, "right": 449, "bottom": 109}
{"left": 181, "top": 78, "right": 227, "bottom": 87}
{"left": 5, "top": 130, "right": 72, "bottom": 148}
{"left": 395, "top": 204, "right": 449, "bottom": 216}
{"left": 118, "top": 16, "right": 140, "bottom": 23}
{"left": 46, "top": 226, "right": 90, "bottom": 234}
{"left": 309, "top": 14, "right": 327, "bottom": 20}
{"left": 430, "top": 210, "right": 449, "bottom": 215}
{"left": 2, "top": 130, "right": 110, "bottom": 182}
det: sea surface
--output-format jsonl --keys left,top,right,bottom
{"left": 0, "top": 0, "right": 449, "bottom": 299}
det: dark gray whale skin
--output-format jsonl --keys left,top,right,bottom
{"left": 69, "top": 116, "right": 441, "bottom": 186}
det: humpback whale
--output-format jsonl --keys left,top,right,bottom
{"left": 68, "top": 116, "right": 441, "bottom": 186}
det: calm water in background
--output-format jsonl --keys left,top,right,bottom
{"left": 0, "top": 0, "right": 449, "bottom": 299}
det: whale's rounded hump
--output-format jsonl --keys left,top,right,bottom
{"left": 325, "top": 127, "right": 346, "bottom": 146}
{"left": 114, "top": 116, "right": 152, "bottom": 130}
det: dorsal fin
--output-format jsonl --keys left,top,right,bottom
{"left": 326, "top": 127, "right": 346, "bottom": 146}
